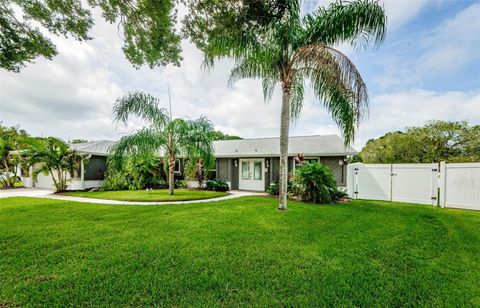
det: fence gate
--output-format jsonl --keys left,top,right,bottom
{"left": 353, "top": 164, "right": 391, "bottom": 201}
{"left": 391, "top": 164, "right": 438, "bottom": 205}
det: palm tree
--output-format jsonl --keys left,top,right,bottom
{"left": 24, "top": 138, "right": 85, "bottom": 192}
{"left": 194, "top": 0, "right": 386, "bottom": 209}
{"left": 111, "top": 92, "right": 214, "bottom": 195}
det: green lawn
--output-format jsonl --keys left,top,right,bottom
{"left": 1, "top": 197, "right": 479, "bottom": 306}
{"left": 61, "top": 188, "right": 228, "bottom": 202}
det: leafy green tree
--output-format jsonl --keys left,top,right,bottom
{"left": 111, "top": 92, "right": 215, "bottom": 195}
{"left": 1, "top": 0, "right": 181, "bottom": 72}
{"left": 184, "top": 0, "right": 386, "bottom": 209}
{"left": 0, "top": 124, "right": 31, "bottom": 187}
{"left": 23, "top": 138, "right": 85, "bottom": 191}
{"left": 360, "top": 120, "right": 480, "bottom": 163}
{"left": 70, "top": 139, "right": 89, "bottom": 144}
{"left": 211, "top": 131, "right": 242, "bottom": 140}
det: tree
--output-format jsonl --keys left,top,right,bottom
{"left": 0, "top": 124, "right": 30, "bottom": 187}
{"left": 111, "top": 92, "right": 215, "bottom": 195}
{"left": 184, "top": 0, "right": 386, "bottom": 209}
{"left": 360, "top": 120, "right": 480, "bottom": 163}
{"left": 70, "top": 139, "right": 89, "bottom": 144}
{"left": 1, "top": 0, "right": 181, "bottom": 72}
{"left": 23, "top": 138, "right": 85, "bottom": 192}
{"left": 211, "top": 131, "right": 242, "bottom": 140}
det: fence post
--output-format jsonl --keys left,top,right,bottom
{"left": 438, "top": 161, "right": 446, "bottom": 208}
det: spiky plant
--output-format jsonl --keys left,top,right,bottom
{"left": 111, "top": 92, "right": 214, "bottom": 195}
{"left": 185, "top": 0, "right": 387, "bottom": 209}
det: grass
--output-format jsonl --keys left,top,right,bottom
{"left": 61, "top": 188, "right": 228, "bottom": 202}
{"left": 1, "top": 197, "right": 479, "bottom": 306}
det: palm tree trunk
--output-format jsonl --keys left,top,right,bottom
{"left": 278, "top": 86, "right": 290, "bottom": 210}
{"left": 168, "top": 153, "right": 175, "bottom": 195}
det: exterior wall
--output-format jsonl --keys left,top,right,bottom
{"left": 216, "top": 155, "right": 347, "bottom": 191}
{"left": 319, "top": 156, "right": 346, "bottom": 186}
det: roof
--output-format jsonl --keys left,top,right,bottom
{"left": 70, "top": 135, "right": 356, "bottom": 157}
{"left": 213, "top": 135, "right": 356, "bottom": 157}
{"left": 69, "top": 140, "right": 116, "bottom": 156}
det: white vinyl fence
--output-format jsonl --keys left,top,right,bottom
{"left": 347, "top": 162, "right": 480, "bottom": 210}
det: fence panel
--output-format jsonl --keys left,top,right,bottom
{"left": 442, "top": 163, "right": 480, "bottom": 210}
{"left": 353, "top": 164, "right": 391, "bottom": 201}
{"left": 392, "top": 164, "right": 438, "bottom": 205}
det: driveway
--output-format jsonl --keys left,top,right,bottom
{"left": 0, "top": 188, "right": 54, "bottom": 198}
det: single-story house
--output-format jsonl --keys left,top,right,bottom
{"left": 21, "top": 135, "right": 355, "bottom": 191}
{"left": 214, "top": 135, "right": 355, "bottom": 191}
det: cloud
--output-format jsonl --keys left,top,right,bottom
{"left": 0, "top": 1, "right": 478, "bottom": 155}
{"left": 355, "top": 89, "right": 480, "bottom": 148}
{"left": 419, "top": 3, "right": 480, "bottom": 74}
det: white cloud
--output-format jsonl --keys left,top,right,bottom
{"left": 355, "top": 89, "right": 480, "bottom": 148}
{"left": 419, "top": 3, "right": 480, "bottom": 74}
{"left": 0, "top": 1, "right": 478, "bottom": 155}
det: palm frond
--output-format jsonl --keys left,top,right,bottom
{"left": 113, "top": 92, "right": 170, "bottom": 128}
{"left": 289, "top": 72, "right": 304, "bottom": 120}
{"left": 176, "top": 116, "right": 214, "bottom": 166}
{"left": 110, "top": 128, "right": 166, "bottom": 164}
{"left": 302, "top": 0, "right": 386, "bottom": 50}
{"left": 293, "top": 44, "right": 368, "bottom": 145}
{"left": 262, "top": 77, "right": 277, "bottom": 103}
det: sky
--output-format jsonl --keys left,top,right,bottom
{"left": 1, "top": 0, "right": 479, "bottom": 151}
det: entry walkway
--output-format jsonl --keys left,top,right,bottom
{"left": 0, "top": 188, "right": 266, "bottom": 205}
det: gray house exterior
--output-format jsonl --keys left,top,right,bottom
{"left": 214, "top": 135, "right": 356, "bottom": 191}
{"left": 29, "top": 135, "right": 354, "bottom": 191}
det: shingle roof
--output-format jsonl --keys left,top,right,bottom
{"left": 70, "top": 135, "right": 356, "bottom": 157}
{"left": 213, "top": 135, "right": 356, "bottom": 157}
{"left": 69, "top": 140, "right": 116, "bottom": 156}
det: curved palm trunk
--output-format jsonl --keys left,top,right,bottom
{"left": 278, "top": 87, "right": 291, "bottom": 210}
{"left": 168, "top": 153, "right": 175, "bottom": 195}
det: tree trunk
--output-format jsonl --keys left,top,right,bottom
{"left": 278, "top": 86, "right": 290, "bottom": 210}
{"left": 168, "top": 154, "right": 175, "bottom": 195}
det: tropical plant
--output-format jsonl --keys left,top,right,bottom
{"left": 0, "top": 124, "right": 31, "bottom": 188}
{"left": 111, "top": 92, "right": 215, "bottom": 195}
{"left": 23, "top": 138, "right": 85, "bottom": 192}
{"left": 291, "top": 162, "right": 340, "bottom": 204}
{"left": 184, "top": 0, "right": 386, "bottom": 209}
{"left": 101, "top": 153, "right": 165, "bottom": 191}
{"left": 205, "top": 179, "right": 229, "bottom": 192}
{"left": 194, "top": 159, "right": 206, "bottom": 188}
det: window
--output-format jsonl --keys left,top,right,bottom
{"left": 294, "top": 157, "right": 319, "bottom": 170}
{"left": 253, "top": 162, "right": 262, "bottom": 180}
{"left": 241, "top": 161, "right": 250, "bottom": 179}
{"left": 174, "top": 159, "right": 181, "bottom": 173}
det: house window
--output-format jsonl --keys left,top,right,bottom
{"left": 253, "top": 162, "right": 262, "bottom": 180}
{"left": 241, "top": 161, "right": 250, "bottom": 179}
{"left": 174, "top": 159, "right": 181, "bottom": 174}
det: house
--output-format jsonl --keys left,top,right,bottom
{"left": 21, "top": 135, "right": 355, "bottom": 191}
{"left": 213, "top": 135, "right": 355, "bottom": 191}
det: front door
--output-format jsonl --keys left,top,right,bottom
{"left": 239, "top": 159, "right": 265, "bottom": 191}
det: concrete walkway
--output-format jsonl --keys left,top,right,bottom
{"left": 0, "top": 188, "right": 266, "bottom": 205}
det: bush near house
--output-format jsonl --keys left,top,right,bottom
{"left": 291, "top": 162, "right": 346, "bottom": 204}
{"left": 205, "top": 179, "right": 229, "bottom": 192}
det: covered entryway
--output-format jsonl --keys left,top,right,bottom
{"left": 239, "top": 159, "right": 265, "bottom": 191}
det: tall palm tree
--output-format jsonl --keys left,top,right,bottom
{"left": 190, "top": 0, "right": 386, "bottom": 209}
{"left": 111, "top": 92, "right": 214, "bottom": 195}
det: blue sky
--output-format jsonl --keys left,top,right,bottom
{"left": 1, "top": 0, "right": 479, "bottom": 150}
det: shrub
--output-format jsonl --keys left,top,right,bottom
{"left": 205, "top": 179, "right": 229, "bottom": 192}
{"left": 266, "top": 182, "right": 279, "bottom": 195}
{"left": 175, "top": 179, "right": 187, "bottom": 189}
{"left": 291, "top": 162, "right": 341, "bottom": 204}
